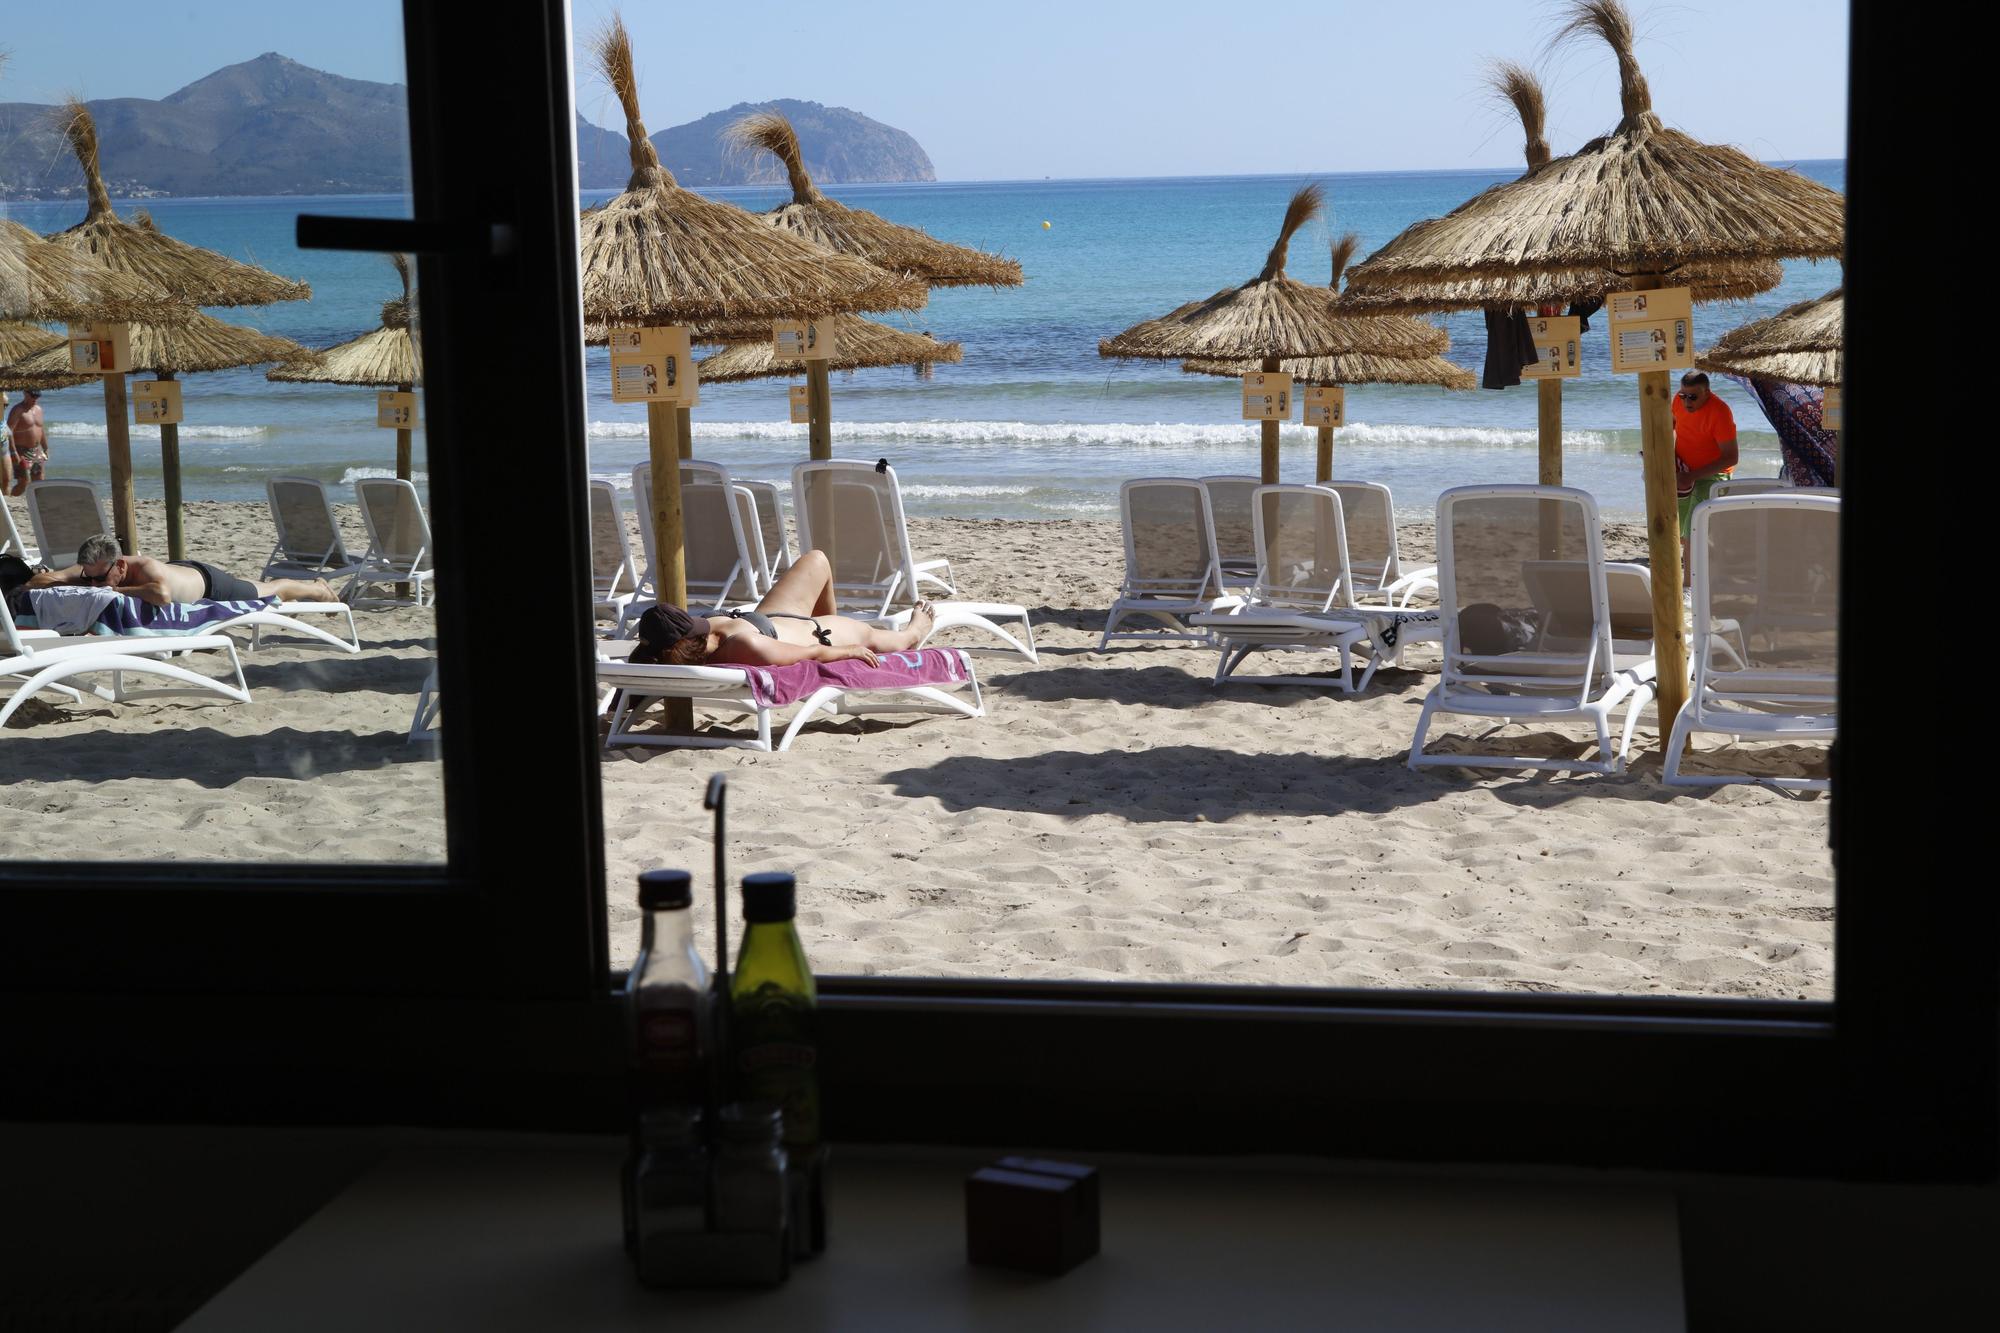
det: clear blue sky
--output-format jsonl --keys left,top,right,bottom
{"left": 5, "top": 1, "right": 1848, "bottom": 179}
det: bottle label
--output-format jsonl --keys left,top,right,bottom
{"left": 637, "top": 1009, "right": 698, "bottom": 1067}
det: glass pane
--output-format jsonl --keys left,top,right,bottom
{"left": 584, "top": 10, "right": 1839, "bottom": 1003}
{"left": 2, "top": 5, "right": 443, "bottom": 864}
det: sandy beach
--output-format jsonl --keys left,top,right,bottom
{"left": 4, "top": 496, "right": 1831, "bottom": 1000}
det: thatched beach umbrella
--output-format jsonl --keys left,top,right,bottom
{"left": 1698, "top": 286, "right": 1841, "bottom": 388}
{"left": 269, "top": 254, "right": 423, "bottom": 485}
{"left": 1101, "top": 185, "right": 1444, "bottom": 484}
{"left": 9, "top": 305, "right": 304, "bottom": 559}
{"left": 695, "top": 314, "right": 960, "bottom": 384}
{"left": 3, "top": 220, "right": 183, "bottom": 326}
{"left": 728, "top": 111, "right": 1018, "bottom": 460}
{"left": 576, "top": 17, "right": 926, "bottom": 700}
{"left": 1340, "top": 2, "right": 1844, "bottom": 727}
{"left": 1180, "top": 235, "right": 1474, "bottom": 481}
{"left": 41, "top": 102, "right": 311, "bottom": 554}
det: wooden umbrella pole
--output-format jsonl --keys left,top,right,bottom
{"left": 648, "top": 398, "right": 692, "bottom": 730}
{"left": 102, "top": 372, "right": 137, "bottom": 554}
{"left": 806, "top": 360, "right": 832, "bottom": 461}
{"left": 395, "top": 382, "right": 414, "bottom": 481}
{"left": 1537, "top": 377, "right": 1564, "bottom": 559}
{"left": 1315, "top": 425, "right": 1334, "bottom": 483}
{"left": 1632, "top": 273, "right": 1689, "bottom": 733}
{"left": 1259, "top": 355, "right": 1281, "bottom": 485}
{"left": 676, "top": 405, "right": 693, "bottom": 461}
{"left": 158, "top": 372, "right": 185, "bottom": 561}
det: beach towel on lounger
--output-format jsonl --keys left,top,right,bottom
{"left": 24, "top": 587, "right": 280, "bottom": 636}
{"left": 735, "top": 646, "right": 973, "bottom": 708}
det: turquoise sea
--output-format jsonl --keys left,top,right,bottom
{"left": 2, "top": 163, "right": 1842, "bottom": 520}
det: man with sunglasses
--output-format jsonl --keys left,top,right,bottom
{"left": 1669, "top": 371, "right": 1737, "bottom": 582}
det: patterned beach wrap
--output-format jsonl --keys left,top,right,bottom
{"left": 737, "top": 646, "right": 973, "bottom": 708}
{"left": 1732, "top": 375, "right": 1838, "bottom": 488}
{"left": 24, "top": 587, "right": 278, "bottom": 636}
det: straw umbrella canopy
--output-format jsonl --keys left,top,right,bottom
{"left": 9, "top": 304, "right": 305, "bottom": 559}
{"left": 576, "top": 17, "right": 928, "bottom": 678}
{"left": 696, "top": 315, "right": 960, "bottom": 384}
{"left": 724, "top": 110, "right": 1018, "bottom": 465}
{"left": 1101, "top": 184, "right": 1442, "bottom": 483}
{"left": 38, "top": 101, "right": 312, "bottom": 555}
{"left": 269, "top": 254, "right": 423, "bottom": 486}
{"left": 1697, "top": 286, "right": 1842, "bottom": 388}
{"left": 3, "top": 220, "right": 187, "bottom": 325}
{"left": 1180, "top": 235, "right": 1474, "bottom": 481}
{"left": 1341, "top": 1, "right": 1845, "bottom": 728}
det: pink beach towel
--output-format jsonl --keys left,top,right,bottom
{"left": 737, "top": 647, "right": 973, "bottom": 708}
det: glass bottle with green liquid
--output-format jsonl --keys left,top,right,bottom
{"left": 730, "top": 872, "right": 824, "bottom": 1257}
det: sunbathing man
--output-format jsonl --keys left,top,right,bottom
{"left": 629, "top": 548, "right": 936, "bottom": 668}
{"left": 26, "top": 534, "right": 335, "bottom": 606}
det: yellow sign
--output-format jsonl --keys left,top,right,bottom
{"left": 132, "top": 379, "right": 183, "bottom": 425}
{"left": 1821, "top": 384, "right": 1841, "bottom": 431}
{"left": 1241, "top": 372, "right": 1292, "bottom": 422}
{"left": 1607, "top": 288, "right": 1694, "bottom": 374}
{"left": 772, "top": 319, "right": 837, "bottom": 361}
{"left": 1521, "top": 315, "right": 1582, "bottom": 380}
{"left": 788, "top": 384, "right": 811, "bottom": 424}
{"left": 606, "top": 326, "right": 696, "bottom": 405}
{"left": 1302, "top": 384, "right": 1345, "bottom": 428}
{"left": 377, "top": 390, "right": 417, "bottom": 428}
{"left": 66, "top": 322, "right": 132, "bottom": 374}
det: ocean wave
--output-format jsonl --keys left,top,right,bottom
{"left": 44, "top": 421, "right": 273, "bottom": 440}
{"left": 585, "top": 419, "right": 1629, "bottom": 449}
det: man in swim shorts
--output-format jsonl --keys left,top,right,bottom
{"left": 6, "top": 389, "right": 48, "bottom": 496}
{"left": 26, "top": 533, "right": 335, "bottom": 605}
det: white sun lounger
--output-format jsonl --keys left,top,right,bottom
{"left": 792, "top": 460, "right": 1033, "bottom": 660}
{"left": 1664, "top": 493, "right": 1839, "bottom": 790}
{"left": 1099, "top": 477, "right": 1238, "bottom": 649}
{"left": 262, "top": 476, "right": 363, "bottom": 582}
{"left": 1198, "top": 474, "right": 1263, "bottom": 588}
{"left": 1190, "top": 484, "right": 1434, "bottom": 692}
{"left": 596, "top": 642, "right": 985, "bottom": 753}
{"left": 3, "top": 593, "right": 251, "bottom": 729}
{"left": 346, "top": 478, "right": 436, "bottom": 608}
{"left": 1324, "top": 480, "right": 1436, "bottom": 605}
{"left": 737, "top": 479, "right": 794, "bottom": 584}
{"left": 3, "top": 500, "right": 36, "bottom": 562}
{"left": 587, "top": 479, "right": 642, "bottom": 620}
{"left": 410, "top": 664, "right": 441, "bottom": 743}
{"left": 1408, "top": 485, "right": 1659, "bottom": 775}
{"left": 25, "top": 479, "right": 109, "bottom": 567}
{"left": 628, "top": 463, "right": 770, "bottom": 617}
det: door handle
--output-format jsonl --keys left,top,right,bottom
{"left": 296, "top": 216, "right": 517, "bottom": 257}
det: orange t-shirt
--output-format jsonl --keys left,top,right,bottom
{"left": 1671, "top": 394, "right": 1737, "bottom": 474}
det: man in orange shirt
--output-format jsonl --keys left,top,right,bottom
{"left": 1670, "top": 371, "right": 1737, "bottom": 581}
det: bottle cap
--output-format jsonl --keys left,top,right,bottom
{"left": 637, "top": 869, "right": 694, "bottom": 910}
{"left": 741, "top": 872, "right": 796, "bottom": 922}
{"left": 718, "top": 1101, "right": 784, "bottom": 1143}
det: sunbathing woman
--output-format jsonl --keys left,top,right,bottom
{"left": 627, "top": 548, "right": 936, "bottom": 668}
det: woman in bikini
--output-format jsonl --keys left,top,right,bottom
{"left": 627, "top": 548, "right": 937, "bottom": 667}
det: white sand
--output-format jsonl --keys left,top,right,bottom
{"left": 4, "top": 498, "right": 1832, "bottom": 1000}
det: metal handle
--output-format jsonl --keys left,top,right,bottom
{"left": 295, "top": 216, "right": 517, "bottom": 257}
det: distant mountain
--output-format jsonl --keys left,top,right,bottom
{"left": 0, "top": 58, "right": 933, "bottom": 200}
{"left": 652, "top": 99, "right": 934, "bottom": 187}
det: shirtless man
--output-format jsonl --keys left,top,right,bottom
{"left": 6, "top": 389, "right": 48, "bottom": 497}
{"left": 28, "top": 533, "right": 335, "bottom": 605}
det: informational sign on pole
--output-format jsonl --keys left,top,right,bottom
{"left": 788, "top": 384, "right": 812, "bottom": 423}
{"left": 1521, "top": 315, "right": 1582, "bottom": 380}
{"left": 1607, "top": 288, "right": 1694, "bottom": 374}
{"left": 772, "top": 319, "right": 837, "bottom": 361}
{"left": 1241, "top": 371, "right": 1292, "bottom": 421}
{"left": 1821, "top": 385, "right": 1842, "bottom": 431}
{"left": 132, "top": 379, "right": 183, "bottom": 425}
{"left": 66, "top": 322, "right": 132, "bottom": 374}
{"left": 1302, "top": 384, "right": 1345, "bottom": 428}
{"left": 376, "top": 390, "right": 417, "bottom": 428}
{"left": 607, "top": 326, "right": 694, "bottom": 405}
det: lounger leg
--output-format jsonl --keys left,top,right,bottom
{"left": 777, "top": 687, "right": 845, "bottom": 752}
{"left": 1663, "top": 701, "right": 1700, "bottom": 787}
{"left": 1407, "top": 691, "right": 1443, "bottom": 769}
{"left": 1594, "top": 706, "right": 1616, "bottom": 772}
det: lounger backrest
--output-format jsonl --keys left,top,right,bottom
{"left": 680, "top": 460, "right": 728, "bottom": 488}
{"left": 266, "top": 477, "right": 349, "bottom": 569}
{"left": 1198, "top": 475, "right": 1261, "bottom": 571}
{"left": 1695, "top": 494, "right": 1840, "bottom": 702}
{"left": 1249, "top": 484, "right": 1353, "bottom": 613}
{"left": 355, "top": 478, "right": 433, "bottom": 570}
{"left": 586, "top": 480, "right": 638, "bottom": 602}
{"left": 792, "top": 460, "right": 919, "bottom": 610}
{"left": 631, "top": 463, "right": 657, "bottom": 584}
{"left": 26, "top": 479, "right": 108, "bottom": 565}
{"left": 681, "top": 480, "right": 759, "bottom": 609}
{"left": 1118, "top": 478, "right": 1219, "bottom": 598}
{"left": 1708, "top": 478, "right": 1786, "bottom": 499}
{"left": 738, "top": 480, "right": 792, "bottom": 579}
{"left": 1437, "top": 485, "right": 1612, "bottom": 702}
{"left": 1, "top": 499, "right": 31, "bottom": 561}
{"left": 1324, "top": 481, "right": 1400, "bottom": 592}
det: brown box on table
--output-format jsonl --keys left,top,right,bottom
{"left": 965, "top": 1159, "right": 1100, "bottom": 1276}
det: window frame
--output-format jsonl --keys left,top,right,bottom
{"left": 2, "top": 0, "right": 1987, "bottom": 1185}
